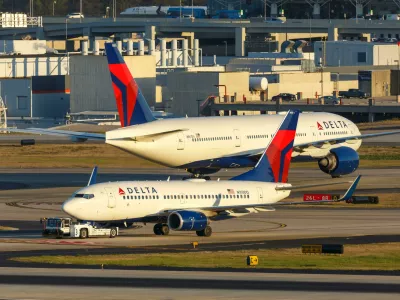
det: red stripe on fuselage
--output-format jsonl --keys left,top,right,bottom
{"left": 266, "top": 130, "right": 296, "bottom": 182}
{"left": 108, "top": 64, "right": 139, "bottom": 127}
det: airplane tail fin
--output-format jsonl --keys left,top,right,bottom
{"left": 105, "top": 42, "right": 156, "bottom": 127}
{"left": 87, "top": 166, "right": 98, "bottom": 186}
{"left": 231, "top": 110, "right": 300, "bottom": 183}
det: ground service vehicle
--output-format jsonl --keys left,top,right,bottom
{"left": 41, "top": 217, "right": 118, "bottom": 239}
{"left": 70, "top": 223, "right": 118, "bottom": 239}
{"left": 41, "top": 217, "right": 71, "bottom": 237}
{"left": 339, "top": 89, "right": 369, "bottom": 98}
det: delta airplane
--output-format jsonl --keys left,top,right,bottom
{"left": 8, "top": 43, "right": 399, "bottom": 178}
{"left": 62, "top": 110, "right": 361, "bottom": 237}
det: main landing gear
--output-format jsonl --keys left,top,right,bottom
{"left": 153, "top": 223, "right": 170, "bottom": 236}
{"left": 196, "top": 226, "right": 212, "bottom": 237}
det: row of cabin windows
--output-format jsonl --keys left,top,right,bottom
{"left": 122, "top": 194, "right": 250, "bottom": 200}
{"left": 123, "top": 195, "right": 160, "bottom": 200}
{"left": 193, "top": 136, "right": 232, "bottom": 142}
{"left": 324, "top": 131, "right": 348, "bottom": 136}
{"left": 164, "top": 194, "right": 250, "bottom": 200}
{"left": 296, "top": 133, "right": 306, "bottom": 137}
{"left": 247, "top": 134, "right": 275, "bottom": 139}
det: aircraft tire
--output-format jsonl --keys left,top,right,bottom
{"left": 196, "top": 226, "right": 212, "bottom": 237}
{"left": 153, "top": 224, "right": 162, "bottom": 235}
{"left": 109, "top": 227, "right": 117, "bottom": 238}
{"left": 203, "top": 226, "right": 212, "bottom": 237}
{"left": 80, "top": 228, "right": 88, "bottom": 239}
{"left": 161, "top": 224, "right": 170, "bottom": 236}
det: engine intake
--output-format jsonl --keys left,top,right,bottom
{"left": 168, "top": 210, "right": 208, "bottom": 231}
{"left": 318, "top": 147, "right": 359, "bottom": 177}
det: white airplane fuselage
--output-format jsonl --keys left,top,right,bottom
{"left": 105, "top": 112, "right": 361, "bottom": 170}
{"left": 62, "top": 180, "right": 291, "bottom": 222}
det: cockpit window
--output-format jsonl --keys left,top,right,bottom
{"left": 74, "top": 193, "right": 94, "bottom": 199}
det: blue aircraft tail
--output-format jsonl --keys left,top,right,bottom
{"left": 105, "top": 42, "right": 156, "bottom": 127}
{"left": 231, "top": 110, "right": 300, "bottom": 183}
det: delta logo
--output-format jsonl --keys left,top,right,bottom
{"left": 118, "top": 188, "right": 125, "bottom": 195}
{"left": 317, "top": 121, "right": 348, "bottom": 130}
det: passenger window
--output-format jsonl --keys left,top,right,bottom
{"left": 123, "top": 196, "right": 125, "bottom": 199}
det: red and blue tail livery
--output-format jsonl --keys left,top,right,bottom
{"left": 105, "top": 43, "right": 155, "bottom": 127}
{"left": 231, "top": 110, "right": 300, "bottom": 183}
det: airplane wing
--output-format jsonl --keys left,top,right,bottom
{"left": 5, "top": 128, "right": 105, "bottom": 141}
{"left": 155, "top": 176, "right": 361, "bottom": 215}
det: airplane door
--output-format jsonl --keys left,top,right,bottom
{"left": 180, "top": 193, "right": 186, "bottom": 204}
{"left": 257, "top": 187, "right": 263, "bottom": 204}
{"left": 105, "top": 187, "right": 116, "bottom": 208}
{"left": 310, "top": 125, "right": 318, "bottom": 142}
{"left": 177, "top": 132, "right": 185, "bottom": 150}
{"left": 233, "top": 129, "right": 241, "bottom": 147}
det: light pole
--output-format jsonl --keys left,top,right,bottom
{"left": 79, "top": 0, "right": 83, "bottom": 23}
{"left": 106, "top": 6, "right": 110, "bottom": 18}
{"left": 223, "top": 41, "right": 227, "bottom": 56}
{"left": 113, "top": 0, "right": 117, "bottom": 22}
{"left": 397, "top": 42, "right": 400, "bottom": 102}
{"left": 264, "top": 0, "right": 266, "bottom": 21}
{"left": 53, "top": 1, "right": 56, "bottom": 16}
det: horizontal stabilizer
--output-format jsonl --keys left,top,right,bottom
{"left": 5, "top": 128, "right": 105, "bottom": 140}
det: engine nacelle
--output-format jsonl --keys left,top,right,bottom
{"left": 318, "top": 147, "right": 359, "bottom": 177}
{"left": 168, "top": 210, "right": 208, "bottom": 231}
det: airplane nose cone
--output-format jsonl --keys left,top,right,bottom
{"left": 62, "top": 201, "right": 77, "bottom": 217}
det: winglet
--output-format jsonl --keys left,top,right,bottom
{"left": 339, "top": 175, "right": 361, "bottom": 201}
{"left": 87, "top": 166, "right": 98, "bottom": 186}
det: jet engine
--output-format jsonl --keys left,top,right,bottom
{"left": 318, "top": 146, "right": 359, "bottom": 177}
{"left": 168, "top": 210, "right": 208, "bottom": 231}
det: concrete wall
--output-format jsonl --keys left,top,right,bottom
{"left": 315, "top": 41, "right": 399, "bottom": 67}
{"left": 373, "top": 44, "right": 400, "bottom": 66}
{"left": 32, "top": 93, "right": 70, "bottom": 118}
{"left": 70, "top": 55, "right": 156, "bottom": 113}
{"left": 391, "top": 70, "right": 400, "bottom": 96}
{"left": 0, "top": 77, "right": 71, "bottom": 118}
{"left": 278, "top": 72, "right": 333, "bottom": 98}
{"left": 0, "top": 78, "right": 31, "bottom": 117}
{"left": 0, "top": 56, "right": 68, "bottom": 77}
{"left": 166, "top": 71, "right": 249, "bottom": 117}
{"left": 371, "top": 70, "right": 391, "bottom": 97}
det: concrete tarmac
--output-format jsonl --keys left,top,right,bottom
{"left": 0, "top": 268, "right": 399, "bottom": 300}
{"left": 0, "top": 167, "right": 399, "bottom": 299}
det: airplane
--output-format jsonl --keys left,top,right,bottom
{"left": 62, "top": 110, "right": 362, "bottom": 237}
{"left": 7, "top": 42, "right": 400, "bottom": 179}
